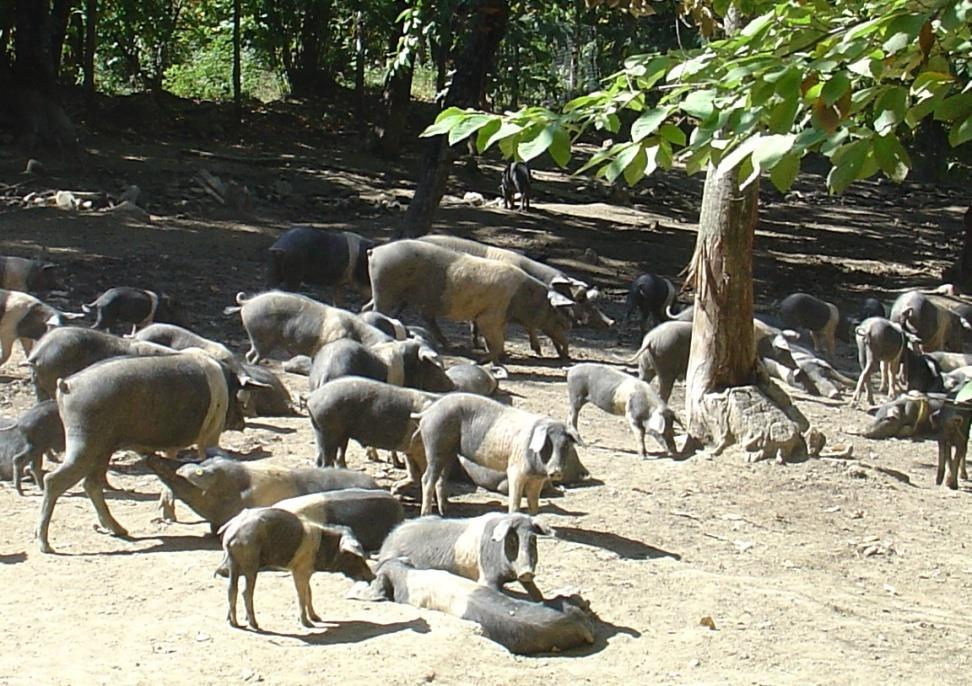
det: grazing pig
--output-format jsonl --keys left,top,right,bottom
{"left": 937, "top": 403, "right": 972, "bottom": 489}
{"left": 861, "top": 394, "right": 942, "bottom": 439}
{"left": 267, "top": 227, "right": 374, "bottom": 303}
{"left": 928, "top": 351, "right": 972, "bottom": 373}
{"left": 305, "top": 377, "right": 438, "bottom": 468}
{"left": 0, "top": 401, "right": 64, "bottom": 494}
{"left": 501, "top": 161, "right": 531, "bottom": 211}
{"left": 626, "top": 321, "right": 693, "bottom": 402}
{"left": 445, "top": 364, "right": 505, "bottom": 396}
{"left": 35, "top": 352, "right": 268, "bottom": 553}
{"left": 779, "top": 293, "right": 850, "bottom": 359}
{"left": 890, "top": 290, "right": 972, "bottom": 352}
{"left": 240, "top": 364, "right": 299, "bottom": 416}
{"left": 358, "top": 311, "right": 408, "bottom": 340}
{"left": 0, "top": 289, "right": 79, "bottom": 367}
{"left": 275, "top": 489, "right": 404, "bottom": 551}
{"left": 353, "top": 558, "right": 595, "bottom": 655}
{"left": 369, "top": 240, "right": 576, "bottom": 363}
{"left": 83, "top": 287, "right": 187, "bottom": 332}
{"left": 619, "top": 273, "right": 678, "bottom": 339}
{"left": 133, "top": 323, "right": 234, "bottom": 360}
{"left": 0, "top": 256, "right": 58, "bottom": 293}
{"left": 217, "top": 507, "right": 374, "bottom": 630}
{"left": 144, "top": 454, "right": 379, "bottom": 530}
{"left": 412, "top": 393, "right": 582, "bottom": 515}
{"left": 379, "top": 512, "right": 551, "bottom": 600}
{"left": 566, "top": 363, "right": 678, "bottom": 457}
{"left": 852, "top": 317, "right": 907, "bottom": 406}
{"left": 227, "top": 291, "right": 390, "bottom": 364}
{"left": 308, "top": 338, "right": 447, "bottom": 392}
{"left": 27, "top": 327, "right": 173, "bottom": 401}
{"left": 455, "top": 441, "right": 589, "bottom": 494}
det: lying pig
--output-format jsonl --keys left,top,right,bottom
{"left": 943, "top": 365, "right": 972, "bottom": 392}
{"left": 0, "top": 256, "right": 58, "bottom": 293}
{"left": 445, "top": 364, "right": 505, "bottom": 396}
{"left": 778, "top": 292, "right": 850, "bottom": 359}
{"left": 352, "top": 558, "right": 595, "bottom": 655}
{"left": 267, "top": 227, "right": 374, "bottom": 303}
{"left": 928, "top": 351, "right": 972, "bottom": 373}
{"left": 305, "top": 377, "right": 438, "bottom": 469}
{"left": 378, "top": 512, "right": 552, "bottom": 600}
{"left": 227, "top": 291, "right": 390, "bottom": 364}
{"left": 0, "top": 289, "right": 81, "bottom": 367}
{"left": 275, "top": 489, "right": 403, "bottom": 551}
{"left": 358, "top": 311, "right": 408, "bottom": 340}
{"left": 144, "top": 453, "right": 378, "bottom": 531}
{"left": 133, "top": 323, "right": 234, "bottom": 360}
{"left": 860, "top": 394, "right": 943, "bottom": 439}
{"left": 83, "top": 287, "right": 187, "bottom": 332}
{"left": 626, "top": 320, "right": 693, "bottom": 402}
{"left": 566, "top": 363, "right": 678, "bottom": 457}
{"left": 217, "top": 507, "right": 374, "bottom": 630}
{"left": 308, "top": 339, "right": 446, "bottom": 392}
{"left": 411, "top": 393, "right": 582, "bottom": 515}
{"left": 455, "top": 442, "right": 589, "bottom": 495}
{"left": 36, "top": 351, "right": 268, "bottom": 553}
{"left": 0, "top": 400, "right": 64, "bottom": 494}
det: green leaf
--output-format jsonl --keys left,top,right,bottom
{"left": 658, "top": 123, "right": 687, "bottom": 146}
{"left": 623, "top": 147, "right": 647, "bottom": 185}
{"left": 753, "top": 134, "right": 796, "bottom": 169}
{"left": 882, "top": 13, "right": 928, "bottom": 55}
{"left": 716, "top": 134, "right": 762, "bottom": 176}
{"left": 874, "top": 86, "right": 908, "bottom": 134}
{"left": 681, "top": 90, "right": 716, "bottom": 120}
{"left": 631, "top": 108, "right": 669, "bottom": 142}
{"left": 751, "top": 78, "right": 777, "bottom": 107}
{"left": 548, "top": 127, "right": 572, "bottom": 167}
{"left": 769, "top": 152, "right": 801, "bottom": 192}
{"left": 448, "top": 114, "right": 494, "bottom": 145}
{"left": 826, "top": 139, "right": 869, "bottom": 193}
{"left": 480, "top": 121, "right": 523, "bottom": 151}
{"left": 741, "top": 12, "right": 774, "bottom": 38}
{"left": 517, "top": 126, "right": 555, "bottom": 162}
{"left": 474, "top": 119, "right": 500, "bottom": 153}
{"left": 936, "top": 92, "right": 972, "bottom": 122}
{"left": 949, "top": 115, "right": 972, "bottom": 148}
{"left": 768, "top": 97, "right": 799, "bottom": 134}
{"left": 872, "top": 133, "right": 911, "bottom": 182}
{"left": 822, "top": 72, "right": 850, "bottom": 106}
{"left": 420, "top": 111, "right": 465, "bottom": 138}
{"left": 604, "top": 143, "right": 641, "bottom": 184}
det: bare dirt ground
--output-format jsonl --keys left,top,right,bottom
{"left": 1, "top": 114, "right": 970, "bottom": 685}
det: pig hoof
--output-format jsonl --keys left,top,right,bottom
{"left": 301, "top": 617, "right": 314, "bottom": 628}
{"left": 38, "top": 541, "right": 55, "bottom": 554}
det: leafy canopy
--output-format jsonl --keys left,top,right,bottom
{"left": 423, "top": 0, "right": 972, "bottom": 193}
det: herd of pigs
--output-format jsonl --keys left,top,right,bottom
{"left": 1, "top": 220, "right": 971, "bottom": 655}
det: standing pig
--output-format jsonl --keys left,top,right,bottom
{"left": 217, "top": 507, "right": 374, "bottom": 630}
{"left": 267, "top": 227, "right": 375, "bottom": 304}
{"left": 275, "top": 489, "right": 404, "bottom": 551}
{"left": 0, "top": 256, "right": 58, "bottom": 293}
{"left": 455, "top": 441, "right": 589, "bottom": 495}
{"left": 445, "top": 364, "right": 505, "bottom": 396}
{"left": 937, "top": 403, "right": 972, "bottom": 489}
{"left": 308, "top": 338, "right": 446, "bottom": 392}
{"left": 412, "top": 393, "right": 582, "bottom": 515}
{"left": 227, "top": 291, "right": 390, "bottom": 364}
{"left": 619, "top": 273, "right": 679, "bottom": 339}
{"left": 852, "top": 317, "right": 907, "bottom": 406}
{"left": 566, "top": 363, "right": 678, "bottom": 457}
{"left": 890, "top": 290, "right": 972, "bottom": 352}
{"left": 369, "top": 240, "right": 576, "bottom": 363}
{"left": 626, "top": 320, "right": 693, "bottom": 402}
{"left": 83, "top": 287, "right": 187, "bottom": 332}
{"left": 0, "top": 289, "right": 80, "bottom": 367}
{"left": 0, "top": 400, "right": 64, "bottom": 494}
{"left": 378, "top": 512, "right": 552, "bottom": 600}
{"left": 778, "top": 292, "right": 850, "bottom": 359}
{"left": 35, "top": 351, "right": 268, "bottom": 553}
{"left": 133, "top": 323, "right": 234, "bottom": 360}
{"left": 501, "top": 161, "right": 531, "bottom": 211}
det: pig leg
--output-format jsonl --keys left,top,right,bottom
{"left": 336, "top": 438, "right": 349, "bottom": 468}
{"left": 936, "top": 439, "right": 948, "bottom": 486}
{"left": 0, "top": 333, "right": 13, "bottom": 367}
{"left": 422, "top": 316, "right": 450, "bottom": 350}
{"left": 420, "top": 457, "right": 445, "bottom": 516}
{"left": 83, "top": 468, "right": 128, "bottom": 537}
{"left": 524, "top": 478, "right": 544, "bottom": 516}
{"left": 527, "top": 329, "right": 543, "bottom": 356}
{"left": 628, "top": 417, "right": 647, "bottom": 458}
{"left": 11, "top": 447, "right": 32, "bottom": 496}
{"left": 477, "top": 317, "right": 506, "bottom": 365}
{"left": 158, "top": 487, "right": 177, "bottom": 522}
{"left": 18, "top": 337, "right": 34, "bottom": 356}
{"left": 656, "top": 373, "right": 676, "bottom": 404}
{"left": 36, "top": 452, "right": 97, "bottom": 553}
{"left": 292, "top": 568, "right": 319, "bottom": 627}
{"left": 566, "top": 386, "right": 586, "bottom": 434}
{"left": 227, "top": 562, "right": 242, "bottom": 627}
{"left": 852, "top": 357, "right": 875, "bottom": 406}
{"left": 507, "top": 471, "right": 527, "bottom": 514}
{"left": 242, "top": 569, "right": 260, "bottom": 630}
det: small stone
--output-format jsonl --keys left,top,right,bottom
{"left": 689, "top": 658, "right": 701, "bottom": 668}
{"left": 462, "top": 191, "right": 485, "bottom": 206}
{"left": 55, "top": 190, "right": 78, "bottom": 210}
{"left": 700, "top": 615, "right": 716, "bottom": 630}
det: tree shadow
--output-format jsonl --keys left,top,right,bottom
{"left": 255, "top": 617, "right": 431, "bottom": 645}
{"left": 67, "top": 533, "right": 219, "bottom": 557}
{"left": 554, "top": 525, "right": 681, "bottom": 561}
{"left": 0, "top": 552, "right": 27, "bottom": 564}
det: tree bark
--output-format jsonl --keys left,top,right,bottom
{"left": 49, "top": 0, "right": 74, "bottom": 77}
{"left": 398, "top": 0, "right": 509, "bottom": 239}
{"left": 82, "top": 0, "right": 96, "bottom": 99}
{"left": 353, "top": 8, "right": 365, "bottom": 124}
{"left": 232, "top": 0, "right": 241, "bottom": 126}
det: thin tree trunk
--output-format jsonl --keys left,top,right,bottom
{"left": 232, "top": 0, "right": 241, "bottom": 126}
{"left": 354, "top": 8, "right": 365, "bottom": 123}
{"left": 374, "top": 0, "right": 412, "bottom": 157}
{"left": 399, "top": 0, "right": 509, "bottom": 238}
{"left": 49, "top": 0, "right": 74, "bottom": 78}
{"left": 82, "top": 0, "right": 96, "bottom": 99}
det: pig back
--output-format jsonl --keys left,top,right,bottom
{"left": 440, "top": 255, "right": 520, "bottom": 322}
{"left": 275, "top": 489, "right": 404, "bottom": 551}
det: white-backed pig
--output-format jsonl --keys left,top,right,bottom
{"left": 83, "top": 287, "right": 187, "bottom": 332}
{"left": 445, "top": 363, "right": 505, "bottom": 396}
{"left": 411, "top": 393, "right": 582, "bottom": 515}
{"left": 368, "top": 240, "right": 576, "bottom": 363}
{"left": 305, "top": 377, "right": 438, "bottom": 468}
{"left": 455, "top": 441, "right": 589, "bottom": 495}
{"left": 358, "top": 311, "right": 408, "bottom": 340}
{"left": 353, "top": 558, "right": 595, "bottom": 655}
{"left": 144, "top": 454, "right": 378, "bottom": 531}
{"left": 308, "top": 338, "right": 447, "bottom": 392}
{"left": 566, "top": 363, "right": 678, "bottom": 457}
{"left": 35, "top": 351, "right": 268, "bottom": 553}
{"left": 275, "top": 489, "right": 404, "bottom": 551}
{"left": 267, "top": 227, "right": 374, "bottom": 303}
{"left": 133, "top": 322, "right": 234, "bottom": 360}
{"left": 0, "top": 289, "right": 80, "bottom": 367}
{"left": 890, "top": 290, "right": 972, "bottom": 352}
{"left": 378, "top": 512, "right": 552, "bottom": 600}
{"left": 217, "top": 507, "right": 374, "bottom": 630}
{"left": 227, "top": 291, "right": 390, "bottom": 364}
{"left": 0, "top": 256, "right": 58, "bottom": 293}
{"left": 27, "top": 327, "right": 174, "bottom": 401}
{"left": 0, "top": 400, "right": 64, "bottom": 495}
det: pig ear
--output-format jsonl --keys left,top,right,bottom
{"left": 239, "top": 373, "right": 272, "bottom": 389}
{"left": 61, "top": 311, "right": 85, "bottom": 320}
{"left": 531, "top": 519, "right": 554, "bottom": 537}
{"left": 491, "top": 518, "right": 513, "bottom": 542}
{"left": 41, "top": 263, "right": 56, "bottom": 271}
{"left": 338, "top": 531, "right": 366, "bottom": 557}
{"left": 547, "top": 290, "right": 576, "bottom": 309}
{"left": 647, "top": 410, "right": 666, "bottom": 434}
{"left": 564, "top": 424, "right": 585, "bottom": 447}
{"left": 549, "top": 276, "right": 573, "bottom": 296}
{"left": 418, "top": 346, "right": 441, "bottom": 365}
{"left": 529, "top": 424, "right": 549, "bottom": 454}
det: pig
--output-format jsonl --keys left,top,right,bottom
{"left": 852, "top": 317, "right": 907, "bottom": 406}
{"left": 358, "top": 311, "right": 408, "bottom": 340}
{"left": 937, "top": 403, "right": 972, "bottom": 489}
{"left": 27, "top": 327, "right": 174, "bottom": 401}
{"left": 626, "top": 320, "right": 693, "bottom": 402}
{"left": 455, "top": 440, "right": 589, "bottom": 494}
{"left": 861, "top": 394, "right": 942, "bottom": 439}
{"left": 274, "top": 489, "right": 404, "bottom": 551}
{"left": 369, "top": 240, "right": 575, "bottom": 363}
{"left": 239, "top": 364, "right": 299, "bottom": 416}
{"left": 0, "top": 256, "right": 58, "bottom": 293}
{"left": 308, "top": 338, "right": 447, "bottom": 392}
{"left": 444, "top": 364, "right": 505, "bottom": 396}
{"left": 778, "top": 292, "right": 850, "bottom": 359}
{"left": 133, "top": 323, "right": 234, "bottom": 360}
{"left": 83, "top": 287, "right": 187, "bottom": 332}
{"left": 352, "top": 558, "right": 595, "bottom": 655}
{"left": 0, "top": 400, "right": 64, "bottom": 495}
{"left": 216, "top": 507, "right": 374, "bottom": 630}
{"left": 0, "top": 289, "right": 80, "bottom": 367}
{"left": 619, "top": 273, "right": 679, "bottom": 339}
{"left": 943, "top": 365, "right": 972, "bottom": 392}
{"left": 283, "top": 355, "right": 312, "bottom": 375}
{"left": 267, "top": 227, "right": 374, "bottom": 303}
{"left": 35, "top": 351, "right": 269, "bottom": 553}
{"left": 890, "top": 290, "right": 972, "bottom": 352}
{"left": 928, "top": 351, "right": 972, "bottom": 373}
{"left": 501, "top": 161, "right": 532, "bottom": 211}
{"left": 901, "top": 341, "right": 945, "bottom": 394}
{"left": 406, "top": 325, "right": 440, "bottom": 353}
{"left": 227, "top": 291, "right": 390, "bottom": 364}
{"left": 753, "top": 319, "right": 801, "bottom": 372}
{"left": 144, "top": 454, "right": 379, "bottom": 531}
{"left": 858, "top": 297, "right": 886, "bottom": 321}
{"left": 378, "top": 512, "right": 552, "bottom": 600}
{"left": 566, "top": 363, "right": 678, "bottom": 457}
{"left": 788, "top": 343, "right": 855, "bottom": 399}
{"left": 305, "top": 377, "right": 438, "bottom": 469}
{"left": 411, "top": 393, "right": 582, "bottom": 515}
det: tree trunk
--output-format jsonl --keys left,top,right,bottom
{"left": 232, "top": 0, "right": 241, "bottom": 126}
{"left": 353, "top": 8, "right": 365, "bottom": 124}
{"left": 943, "top": 205, "right": 972, "bottom": 292}
{"left": 398, "top": 0, "right": 509, "bottom": 239}
{"left": 374, "top": 0, "right": 413, "bottom": 157}
{"left": 49, "top": 0, "right": 74, "bottom": 77}
{"left": 82, "top": 0, "right": 95, "bottom": 99}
